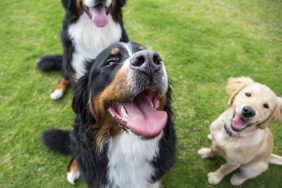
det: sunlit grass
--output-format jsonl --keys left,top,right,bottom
{"left": 0, "top": 0, "right": 282, "bottom": 187}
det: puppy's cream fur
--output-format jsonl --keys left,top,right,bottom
{"left": 198, "top": 77, "right": 282, "bottom": 186}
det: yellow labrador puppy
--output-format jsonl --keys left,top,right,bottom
{"left": 198, "top": 77, "right": 282, "bottom": 186}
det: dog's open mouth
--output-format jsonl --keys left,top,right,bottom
{"left": 84, "top": 4, "right": 109, "bottom": 27}
{"left": 107, "top": 89, "right": 167, "bottom": 138}
{"left": 231, "top": 114, "right": 249, "bottom": 132}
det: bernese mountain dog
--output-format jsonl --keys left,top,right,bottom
{"left": 37, "top": 0, "right": 128, "bottom": 100}
{"left": 42, "top": 42, "right": 176, "bottom": 187}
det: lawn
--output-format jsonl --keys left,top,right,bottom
{"left": 0, "top": 0, "right": 282, "bottom": 187}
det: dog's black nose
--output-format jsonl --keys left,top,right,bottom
{"left": 242, "top": 106, "right": 256, "bottom": 118}
{"left": 130, "top": 50, "right": 162, "bottom": 75}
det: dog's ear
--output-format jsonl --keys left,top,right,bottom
{"left": 64, "top": 0, "right": 81, "bottom": 19}
{"left": 61, "top": 0, "right": 68, "bottom": 9}
{"left": 226, "top": 77, "right": 254, "bottom": 105}
{"left": 72, "top": 75, "right": 90, "bottom": 116}
{"left": 119, "top": 0, "right": 127, "bottom": 7}
{"left": 269, "top": 97, "right": 282, "bottom": 124}
{"left": 258, "top": 97, "right": 282, "bottom": 129}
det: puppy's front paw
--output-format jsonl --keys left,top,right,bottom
{"left": 198, "top": 148, "right": 212, "bottom": 159}
{"left": 230, "top": 173, "right": 245, "bottom": 186}
{"left": 208, "top": 172, "right": 222, "bottom": 185}
{"left": 207, "top": 134, "right": 212, "bottom": 140}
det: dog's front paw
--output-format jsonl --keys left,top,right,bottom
{"left": 208, "top": 172, "right": 222, "bottom": 185}
{"left": 67, "top": 170, "right": 80, "bottom": 185}
{"left": 198, "top": 148, "right": 212, "bottom": 159}
{"left": 50, "top": 89, "right": 64, "bottom": 100}
{"left": 207, "top": 134, "right": 212, "bottom": 140}
{"left": 230, "top": 173, "right": 245, "bottom": 186}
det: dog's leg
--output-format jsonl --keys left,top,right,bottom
{"left": 198, "top": 148, "right": 214, "bottom": 159}
{"left": 230, "top": 162, "right": 268, "bottom": 186}
{"left": 50, "top": 77, "right": 70, "bottom": 100}
{"left": 67, "top": 159, "right": 80, "bottom": 185}
{"left": 208, "top": 163, "right": 239, "bottom": 185}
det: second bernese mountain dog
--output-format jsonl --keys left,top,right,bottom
{"left": 42, "top": 42, "right": 176, "bottom": 187}
{"left": 38, "top": 0, "right": 128, "bottom": 100}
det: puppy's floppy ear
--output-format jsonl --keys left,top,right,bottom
{"left": 258, "top": 97, "right": 282, "bottom": 129}
{"left": 226, "top": 77, "right": 254, "bottom": 105}
{"left": 269, "top": 97, "right": 282, "bottom": 124}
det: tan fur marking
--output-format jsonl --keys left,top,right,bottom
{"left": 52, "top": 77, "right": 70, "bottom": 93}
{"left": 139, "top": 46, "right": 145, "bottom": 50}
{"left": 111, "top": 47, "right": 120, "bottom": 55}
{"left": 90, "top": 68, "right": 129, "bottom": 149}
{"left": 76, "top": 0, "right": 82, "bottom": 10}
{"left": 69, "top": 159, "right": 78, "bottom": 173}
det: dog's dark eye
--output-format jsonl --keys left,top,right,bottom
{"left": 105, "top": 57, "right": 120, "bottom": 66}
{"left": 245, "top": 92, "right": 251, "bottom": 97}
{"left": 263, "top": 103, "right": 269, "bottom": 109}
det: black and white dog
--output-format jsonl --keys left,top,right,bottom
{"left": 38, "top": 0, "right": 128, "bottom": 100}
{"left": 42, "top": 42, "right": 176, "bottom": 187}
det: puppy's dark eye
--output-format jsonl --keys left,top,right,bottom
{"left": 263, "top": 103, "right": 269, "bottom": 109}
{"left": 245, "top": 92, "right": 251, "bottom": 97}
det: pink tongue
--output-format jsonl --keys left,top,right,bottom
{"left": 232, "top": 115, "right": 247, "bottom": 129}
{"left": 89, "top": 6, "right": 108, "bottom": 27}
{"left": 123, "top": 95, "right": 167, "bottom": 137}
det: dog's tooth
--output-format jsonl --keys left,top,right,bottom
{"left": 120, "top": 104, "right": 128, "bottom": 119}
{"left": 156, "top": 99, "right": 160, "bottom": 109}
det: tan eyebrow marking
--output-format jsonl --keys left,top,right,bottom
{"left": 111, "top": 47, "right": 120, "bottom": 55}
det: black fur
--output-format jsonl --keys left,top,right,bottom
{"left": 42, "top": 129, "right": 71, "bottom": 155}
{"left": 42, "top": 42, "right": 176, "bottom": 187}
{"left": 37, "top": 55, "right": 63, "bottom": 71}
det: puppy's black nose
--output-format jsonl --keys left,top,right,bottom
{"left": 130, "top": 50, "right": 162, "bottom": 75}
{"left": 242, "top": 106, "right": 256, "bottom": 118}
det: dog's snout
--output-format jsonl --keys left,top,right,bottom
{"left": 130, "top": 50, "right": 162, "bottom": 75}
{"left": 242, "top": 106, "right": 256, "bottom": 118}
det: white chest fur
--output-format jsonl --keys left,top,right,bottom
{"left": 107, "top": 132, "right": 162, "bottom": 188}
{"left": 68, "top": 13, "right": 122, "bottom": 80}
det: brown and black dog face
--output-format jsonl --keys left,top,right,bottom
{"left": 226, "top": 77, "right": 282, "bottom": 132}
{"left": 73, "top": 42, "right": 171, "bottom": 146}
{"left": 63, "top": 0, "right": 126, "bottom": 26}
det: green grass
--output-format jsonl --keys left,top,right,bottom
{"left": 0, "top": 0, "right": 282, "bottom": 187}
